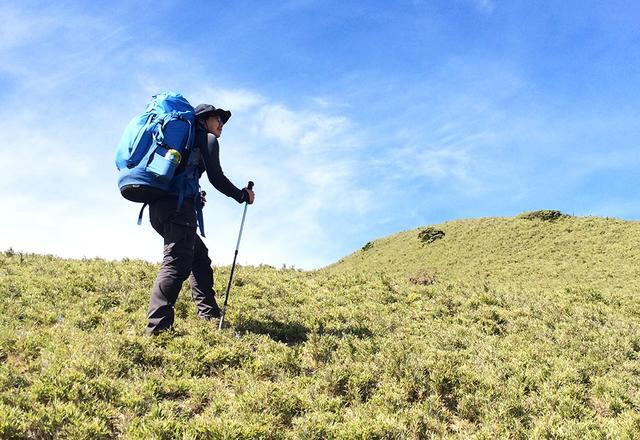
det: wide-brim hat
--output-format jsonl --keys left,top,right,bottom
{"left": 194, "top": 103, "right": 231, "bottom": 124}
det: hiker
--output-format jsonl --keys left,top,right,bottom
{"left": 145, "top": 103, "right": 255, "bottom": 335}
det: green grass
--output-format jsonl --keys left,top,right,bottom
{"left": 2, "top": 213, "right": 640, "bottom": 438}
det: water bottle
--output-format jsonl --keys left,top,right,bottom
{"left": 165, "top": 149, "right": 182, "bottom": 165}
{"left": 148, "top": 148, "right": 182, "bottom": 182}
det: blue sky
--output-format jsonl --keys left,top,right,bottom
{"left": 1, "top": 0, "right": 639, "bottom": 268}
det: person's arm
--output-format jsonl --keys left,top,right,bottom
{"left": 201, "top": 134, "right": 248, "bottom": 203}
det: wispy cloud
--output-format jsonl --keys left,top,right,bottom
{"left": 190, "top": 89, "right": 376, "bottom": 267}
{"left": 2, "top": 0, "right": 639, "bottom": 268}
{"left": 0, "top": 42, "right": 376, "bottom": 269}
{"left": 0, "top": 4, "right": 58, "bottom": 51}
{"left": 473, "top": 0, "right": 496, "bottom": 14}
{"left": 0, "top": 24, "right": 563, "bottom": 268}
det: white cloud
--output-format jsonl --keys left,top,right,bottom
{"left": 3, "top": 56, "right": 510, "bottom": 269}
{"left": 0, "top": 2, "right": 524, "bottom": 269}
{"left": 0, "top": 4, "right": 57, "bottom": 51}
{"left": 0, "top": 69, "right": 376, "bottom": 268}
{"left": 206, "top": 95, "right": 375, "bottom": 267}
{"left": 0, "top": 5, "right": 133, "bottom": 96}
{"left": 8, "top": 0, "right": 634, "bottom": 270}
{"left": 472, "top": 0, "right": 495, "bottom": 14}
{"left": 179, "top": 84, "right": 267, "bottom": 114}
{"left": 250, "top": 103, "right": 353, "bottom": 155}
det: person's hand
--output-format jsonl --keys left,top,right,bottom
{"left": 244, "top": 188, "right": 255, "bottom": 204}
{"left": 200, "top": 191, "right": 207, "bottom": 208}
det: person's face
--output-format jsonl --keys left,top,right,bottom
{"left": 206, "top": 114, "right": 224, "bottom": 138}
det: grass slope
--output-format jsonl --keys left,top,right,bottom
{"left": 1, "top": 212, "right": 640, "bottom": 438}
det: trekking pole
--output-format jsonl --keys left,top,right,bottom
{"left": 219, "top": 181, "right": 254, "bottom": 330}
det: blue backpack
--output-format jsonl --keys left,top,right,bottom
{"left": 115, "top": 92, "right": 206, "bottom": 235}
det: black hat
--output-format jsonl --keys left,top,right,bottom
{"left": 194, "top": 103, "right": 231, "bottom": 124}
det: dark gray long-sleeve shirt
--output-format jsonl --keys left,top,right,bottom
{"left": 189, "top": 126, "right": 247, "bottom": 204}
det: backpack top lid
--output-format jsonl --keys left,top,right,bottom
{"left": 148, "top": 92, "right": 195, "bottom": 118}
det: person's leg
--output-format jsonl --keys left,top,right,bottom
{"left": 145, "top": 198, "right": 197, "bottom": 334}
{"left": 189, "top": 234, "right": 221, "bottom": 319}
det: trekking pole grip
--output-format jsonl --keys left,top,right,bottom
{"left": 248, "top": 181, "right": 254, "bottom": 191}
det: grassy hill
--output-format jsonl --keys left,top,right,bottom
{"left": 1, "top": 211, "right": 640, "bottom": 438}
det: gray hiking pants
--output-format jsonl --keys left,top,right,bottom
{"left": 145, "top": 196, "right": 220, "bottom": 334}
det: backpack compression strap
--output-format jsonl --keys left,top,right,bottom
{"left": 195, "top": 192, "right": 205, "bottom": 237}
{"left": 137, "top": 203, "right": 148, "bottom": 225}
